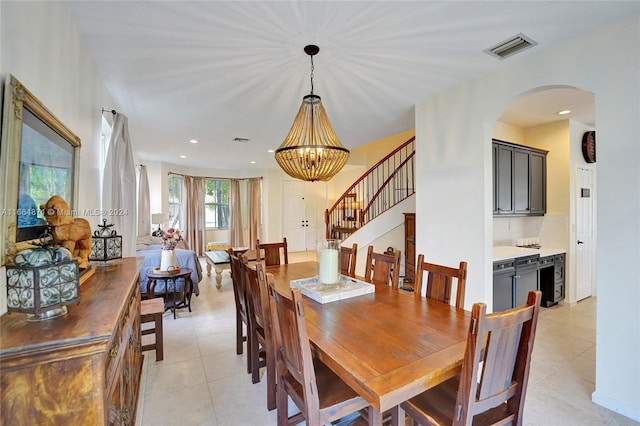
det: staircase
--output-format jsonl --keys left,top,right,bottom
{"left": 325, "top": 136, "right": 415, "bottom": 239}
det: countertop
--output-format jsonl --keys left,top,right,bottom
{"left": 493, "top": 245, "right": 566, "bottom": 262}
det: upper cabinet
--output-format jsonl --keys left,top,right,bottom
{"left": 493, "top": 140, "right": 547, "bottom": 217}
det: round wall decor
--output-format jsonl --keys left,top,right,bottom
{"left": 582, "top": 131, "right": 596, "bottom": 163}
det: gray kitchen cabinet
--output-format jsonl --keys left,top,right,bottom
{"left": 493, "top": 139, "right": 547, "bottom": 217}
{"left": 529, "top": 151, "right": 546, "bottom": 214}
{"left": 493, "top": 255, "right": 540, "bottom": 312}
{"left": 514, "top": 255, "right": 540, "bottom": 307}
{"left": 494, "top": 143, "right": 515, "bottom": 214}
{"left": 513, "top": 148, "right": 530, "bottom": 214}
{"left": 492, "top": 144, "right": 498, "bottom": 214}
{"left": 493, "top": 258, "right": 515, "bottom": 312}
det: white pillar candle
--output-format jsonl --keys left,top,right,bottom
{"left": 318, "top": 248, "right": 339, "bottom": 285}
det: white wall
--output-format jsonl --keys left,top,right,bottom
{"left": 415, "top": 13, "right": 639, "bottom": 420}
{"left": 0, "top": 2, "right": 117, "bottom": 315}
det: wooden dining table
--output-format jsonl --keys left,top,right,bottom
{"left": 265, "top": 261, "right": 471, "bottom": 426}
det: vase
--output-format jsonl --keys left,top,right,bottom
{"left": 160, "top": 249, "right": 177, "bottom": 272}
{"left": 317, "top": 239, "right": 340, "bottom": 291}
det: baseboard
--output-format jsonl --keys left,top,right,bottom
{"left": 592, "top": 391, "right": 640, "bottom": 422}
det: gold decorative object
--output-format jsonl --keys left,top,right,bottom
{"left": 40, "top": 195, "right": 92, "bottom": 269}
{"left": 275, "top": 45, "right": 349, "bottom": 182}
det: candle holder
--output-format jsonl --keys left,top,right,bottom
{"left": 5, "top": 231, "right": 80, "bottom": 321}
{"left": 317, "top": 239, "right": 341, "bottom": 291}
{"left": 89, "top": 219, "right": 122, "bottom": 265}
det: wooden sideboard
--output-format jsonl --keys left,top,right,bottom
{"left": 0, "top": 257, "right": 143, "bottom": 425}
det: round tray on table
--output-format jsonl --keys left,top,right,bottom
{"left": 152, "top": 266, "right": 181, "bottom": 275}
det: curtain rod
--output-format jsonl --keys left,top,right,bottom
{"left": 101, "top": 108, "right": 117, "bottom": 115}
{"left": 168, "top": 172, "right": 263, "bottom": 180}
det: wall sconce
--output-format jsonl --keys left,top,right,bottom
{"left": 5, "top": 235, "right": 80, "bottom": 321}
{"left": 89, "top": 219, "right": 123, "bottom": 263}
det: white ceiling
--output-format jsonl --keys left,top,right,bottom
{"left": 65, "top": 1, "right": 638, "bottom": 171}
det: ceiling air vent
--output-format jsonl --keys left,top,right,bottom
{"left": 484, "top": 33, "right": 537, "bottom": 60}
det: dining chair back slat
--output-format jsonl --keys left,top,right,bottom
{"left": 415, "top": 254, "right": 467, "bottom": 309}
{"left": 364, "top": 245, "right": 401, "bottom": 287}
{"left": 257, "top": 237, "right": 289, "bottom": 267}
{"left": 340, "top": 243, "right": 358, "bottom": 277}
{"left": 228, "top": 249, "right": 251, "bottom": 373}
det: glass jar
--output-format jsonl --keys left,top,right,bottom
{"left": 317, "top": 239, "right": 341, "bottom": 291}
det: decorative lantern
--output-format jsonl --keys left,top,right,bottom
{"left": 5, "top": 232, "right": 80, "bottom": 321}
{"left": 89, "top": 219, "right": 122, "bottom": 263}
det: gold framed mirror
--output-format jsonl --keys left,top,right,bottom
{"left": 1, "top": 75, "right": 81, "bottom": 265}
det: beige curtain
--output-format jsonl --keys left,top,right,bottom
{"left": 102, "top": 113, "right": 137, "bottom": 257}
{"left": 228, "top": 178, "right": 261, "bottom": 249}
{"left": 137, "top": 165, "right": 150, "bottom": 236}
{"left": 182, "top": 176, "right": 206, "bottom": 256}
{"left": 228, "top": 179, "right": 242, "bottom": 247}
{"left": 247, "top": 178, "right": 261, "bottom": 249}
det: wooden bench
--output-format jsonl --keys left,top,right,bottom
{"left": 141, "top": 297, "right": 164, "bottom": 361}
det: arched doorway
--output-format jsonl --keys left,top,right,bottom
{"left": 492, "top": 85, "right": 596, "bottom": 305}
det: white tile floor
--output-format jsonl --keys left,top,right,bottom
{"left": 136, "top": 252, "right": 638, "bottom": 426}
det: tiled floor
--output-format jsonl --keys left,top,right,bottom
{"left": 136, "top": 252, "right": 638, "bottom": 426}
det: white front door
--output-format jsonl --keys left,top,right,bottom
{"left": 282, "top": 180, "right": 325, "bottom": 252}
{"left": 575, "top": 166, "right": 595, "bottom": 301}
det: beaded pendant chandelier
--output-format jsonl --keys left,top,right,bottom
{"left": 275, "top": 45, "right": 349, "bottom": 182}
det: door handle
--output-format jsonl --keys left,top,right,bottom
{"left": 577, "top": 240, "right": 584, "bottom": 244}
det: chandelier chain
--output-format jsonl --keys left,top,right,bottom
{"left": 310, "top": 54, "right": 315, "bottom": 95}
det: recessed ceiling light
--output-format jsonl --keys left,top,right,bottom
{"left": 267, "top": 149, "right": 274, "bottom": 153}
{"left": 557, "top": 110, "right": 571, "bottom": 115}
{"left": 180, "top": 155, "right": 187, "bottom": 159}
{"left": 189, "top": 139, "right": 198, "bottom": 144}
{"left": 250, "top": 161, "right": 256, "bottom": 164}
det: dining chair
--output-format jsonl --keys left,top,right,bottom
{"left": 414, "top": 254, "right": 468, "bottom": 309}
{"left": 257, "top": 237, "right": 289, "bottom": 267}
{"left": 268, "top": 277, "right": 372, "bottom": 426}
{"left": 242, "top": 258, "right": 276, "bottom": 411}
{"left": 364, "top": 245, "right": 401, "bottom": 287}
{"left": 339, "top": 242, "right": 358, "bottom": 277}
{"left": 228, "top": 249, "right": 251, "bottom": 374}
{"left": 400, "top": 290, "right": 542, "bottom": 426}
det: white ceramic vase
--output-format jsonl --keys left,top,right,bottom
{"left": 160, "top": 249, "right": 177, "bottom": 272}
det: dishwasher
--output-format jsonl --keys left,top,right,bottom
{"left": 514, "top": 255, "right": 539, "bottom": 307}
